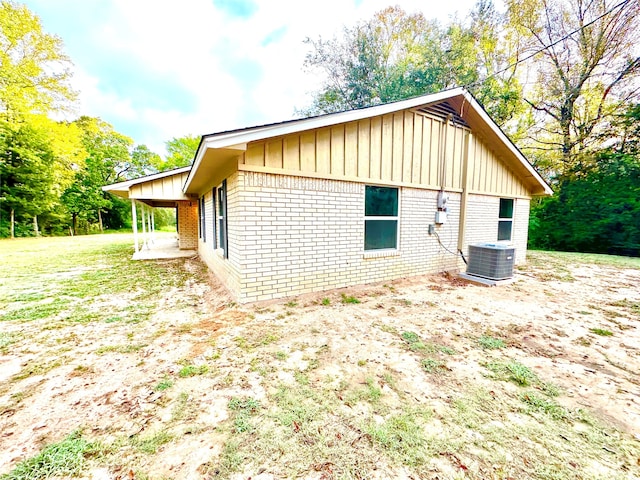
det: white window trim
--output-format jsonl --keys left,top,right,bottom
{"left": 363, "top": 185, "right": 401, "bottom": 254}
{"left": 217, "top": 179, "right": 228, "bottom": 259}
{"left": 498, "top": 198, "right": 514, "bottom": 242}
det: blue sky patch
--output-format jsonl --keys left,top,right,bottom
{"left": 261, "top": 26, "right": 288, "bottom": 47}
{"left": 212, "top": 0, "right": 258, "bottom": 18}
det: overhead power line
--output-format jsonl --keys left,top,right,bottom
{"left": 464, "top": 0, "right": 633, "bottom": 90}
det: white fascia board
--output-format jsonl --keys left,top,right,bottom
{"left": 103, "top": 166, "right": 192, "bottom": 192}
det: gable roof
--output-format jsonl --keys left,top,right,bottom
{"left": 185, "top": 87, "right": 552, "bottom": 196}
{"left": 102, "top": 166, "right": 191, "bottom": 198}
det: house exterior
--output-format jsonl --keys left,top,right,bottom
{"left": 106, "top": 87, "right": 552, "bottom": 303}
{"left": 102, "top": 166, "right": 199, "bottom": 252}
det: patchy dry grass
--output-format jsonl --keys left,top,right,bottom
{"left": 1, "top": 235, "right": 639, "bottom": 479}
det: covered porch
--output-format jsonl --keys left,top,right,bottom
{"left": 102, "top": 167, "right": 199, "bottom": 260}
{"left": 131, "top": 232, "right": 197, "bottom": 260}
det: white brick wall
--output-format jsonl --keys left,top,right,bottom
{"left": 195, "top": 173, "right": 532, "bottom": 303}
{"left": 463, "top": 194, "right": 530, "bottom": 263}
{"left": 513, "top": 198, "right": 531, "bottom": 263}
{"left": 198, "top": 172, "right": 242, "bottom": 297}
{"left": 232, "top": 172, "right": 461, "bottom": 302}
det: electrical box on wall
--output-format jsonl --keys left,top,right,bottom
{"left": 437, "top": 190, "right": 448, "bottom": 210}
{"left": 435, "top": 211, "right": 447, "bottom": 224}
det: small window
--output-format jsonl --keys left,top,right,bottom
{"left": 211, "top": 187, "right": 217, "bottom": 249}
{"left": 218, "top": 179, "right": 228, "bottom": 258}
{"left": 364, "top": 186, "right": 399, "bottom": 250}
{"left": 201, "top": 196, "right": 206, "bottom": 242}
{"left": 498, "top": 198, "right": 514, "bottom": 241}
{"left": 198, "top": 197, "right": 203, "bottom": 239}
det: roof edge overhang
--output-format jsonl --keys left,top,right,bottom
{"left": 183, "top": 87, "right": 552, "bottom": 196}
{"left": 102, "top": 166, "right": 192, "bottom": 199}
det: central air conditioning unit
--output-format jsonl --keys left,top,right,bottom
{"left": 466, "top": 243, "right": 515, "bottom": 280}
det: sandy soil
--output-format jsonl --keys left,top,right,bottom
{"left": 0, "top": 253, "right": 638, "bottom": 479}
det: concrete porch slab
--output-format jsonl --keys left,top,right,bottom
{"left": 132, "top": 237, "right": 197, "bottom": 260}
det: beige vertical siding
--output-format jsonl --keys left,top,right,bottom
{"left": 240, "top": 107, "right": 529, "bottom": 198}
{"left": 130, "top": 172, "right": 190, "bottom": 200}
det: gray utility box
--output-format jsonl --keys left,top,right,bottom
{"left": 466, "top": 243, "right": 515, "bottom": 280}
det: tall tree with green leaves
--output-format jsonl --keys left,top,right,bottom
{"left": 507, "top": 0, "right": 640, "bottom": 180}
{"left": 161, "top": 135, "right": 200, "bottom": 171}
{"left": 0, "top": 1, "right": 79, "bottom": 236}
{"left": 62, "top": 117, "right": 134, "bottom": 232}
{"left": 61, "top": 117, "right": 162, "bottom": 233}
{"left": 0, "top": 0, "right": 76, "bottom": 119}
{"left": 446, "top": 0, "right": 524, "bottom": 127}
{"left": 300, "top": 2, "right": 524, "bottom": 128}
{"left": 0, "top": 121, "right": 56, "bottom": 237}
{"left": 301, "top": 6, "right": 443, "bottom": 115}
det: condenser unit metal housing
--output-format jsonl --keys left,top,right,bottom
{"left": 466, "top": 243, "right": 515, "bottom": 280}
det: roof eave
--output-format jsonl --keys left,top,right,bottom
{"left": 102, "top": 166, "right": 193, "bottom": 198}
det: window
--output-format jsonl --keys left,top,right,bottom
{"left": 200, "top": 196, "right": 206, "bottom": 242}
{"left": 198, "top": 197, "right": 203, "bottom": 239}
{"left": 498, "top": 198, "right": 514, "bottom": 241}
{"left": 211, "top": 187, "right": 217, "bottom": 249}
{"left": 364, "top": 186, "right": 399, "bottom": 250}
{"left": 218, "top": 179, "right": 228, "bottom": 258}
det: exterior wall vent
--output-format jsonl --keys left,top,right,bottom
{"left": 466, "top": 243, "right": 515, "bottom": 280}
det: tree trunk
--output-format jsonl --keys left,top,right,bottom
{"left": 10, "top": 208, "right": 15, "bottom": 239}
{"left": 72, "top": 213, "right": 78, "bottom": 236}
{"left": 98, "top": 209, "right": 103, "bottom": 233}
{"left": 33, "top": 215, "right": 39, "bottom": 237}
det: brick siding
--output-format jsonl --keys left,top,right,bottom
{"left": 463, "top": 194, "right": 530, "bottom": 263}
{"left": 195, "top": 172, "right": 531, "bottom": 303}
{"left": 177, "top": 200, "right": 198, "bottom": 250}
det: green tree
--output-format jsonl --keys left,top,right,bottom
{"left": 62, "top": 117, "right": 134, "bottom": 233}
{"left": 0, "top": 1, "right": 80, "bottom": 237}
{"left": 447, "top": 0, "right": 524, "bottom": 127}
{"left": 301, "top": 6, "right": 444, "bottom": 114}
{"left": 131, "top": 145, "right": 162, "bottom": 176}
{"left": 161, "top": 135, "right": 200, "bottom": 171}
{"left": 530, "top": 103, "right": 640, "bottom": 256}
{"left": 61, "top": 118, "right": 162, "bottom": 233}
{"left": 529, "top": 153, "right": 639, "bottom": 255}
{"left": 0, "top": 120, "right": 57, "bottom": 237}
{"left": 0, "top": 0, "right": 76, "bottom": 118}
{"left": 300, "top": 2, "right": 523, "bottom": 127}
{"left": 507, "top": 0, "right": 640, "bottom": 180}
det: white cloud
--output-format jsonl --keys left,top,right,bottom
{"left": 28, "top": 0, "right": 479, "bottom": 157}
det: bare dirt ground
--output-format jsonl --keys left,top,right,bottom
{"left": 0, "top": 237, "right": 639, "bottom": 479}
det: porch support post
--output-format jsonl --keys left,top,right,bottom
{"left": 151, "top": 209, "right": 156, "bottom": 244}
{"left": 141, "top": 203, "right": 148, "bottom": 250}
{"left": 131, "top": 200, "right": 139, "bottom": 253}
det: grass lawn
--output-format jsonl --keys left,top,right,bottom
{"left": 0, "top": 235, "right": 639, "bottom": 479}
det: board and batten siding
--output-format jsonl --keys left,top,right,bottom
{"left": 129, "top": 171, "right": 190, "bottom": 200}
{"left": 240, "top": 110, "right": 529, "bottom": 198}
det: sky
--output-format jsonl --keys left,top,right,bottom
{"left": 23, "top": 0, "right": 478, "bottom": 157}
